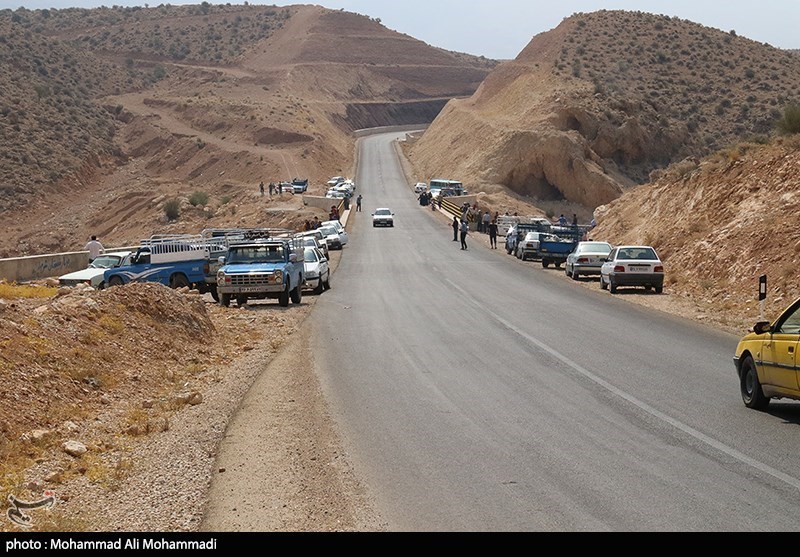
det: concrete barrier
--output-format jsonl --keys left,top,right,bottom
{"left": 0, "top": 252, "right": 90, "bottom": 283}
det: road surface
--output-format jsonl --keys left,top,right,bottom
{"left": 310, "top": 132, "right": 800, "bottom": 532}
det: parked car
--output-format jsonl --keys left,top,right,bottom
{"left": 735, "top": 297, "right": 800, "bottom": 410}
{"left": 566, "top": 242, "right": 614, "bottom": 280}
{"left": 414, "top": 183, "right": 428, "bottom": 194}
{"left": 298, "top": 231, "right": 329, "bottom": 258}
{"left": 327, "top": 176, "right": 345, "bottom": 187}
{"left": 600, "top": 246, "right": 664, "bottom": 294}
{"left": 326, "top": 190, "right": 347, "bottom": 199}
{"left": 302, "top": 247, "right": 331, "bottom": 295}
{"left": 372, "top": 208, "right": 395, "bottom": 228}
{"left": 59, "top": 251, "right": 133, "bottom": 289}
{"left": 321, "top": 220, "right": 349, "bottom": 246}
{"left": 291, "top": 178, "right": 309, "bottom": 194}
{"left": 318, "top": 226, "right": 343, "bottom": 250}
{"left": 515, "top": 232, "right": 542, "bottom": 261}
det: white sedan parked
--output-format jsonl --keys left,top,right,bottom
{"left": 321, "top": 220, "right": 349, "bottom": 246}
{"left": 303, "top": 247, "right": 331, "bottom": 295}
{"left": 59, "top": 251, "right": 133, "bottom": 289}
{"left": 566, "top": 242, "right": 613, "bottom": 280}
{"left": 600, "top": 246, "right": 665, "bottom": 294}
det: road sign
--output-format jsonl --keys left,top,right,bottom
{"left": 759, "top": 275, "right": 768, "bottom": 301}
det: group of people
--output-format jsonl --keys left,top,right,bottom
{"left": 452, "top": 215, "right": 500, "bottom": 251}
{"left": 260, "top": 181, "right": 293, "bottom": 197}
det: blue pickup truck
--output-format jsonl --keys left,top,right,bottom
{"left": 103, "top": 236, "right": 213, "bottom": 292}
{"left": 215, "top": 236, "right": 305, "bottom": 308}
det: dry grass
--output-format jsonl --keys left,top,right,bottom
{"left": 0, "top": 283, "right": 57, "bottom": 299}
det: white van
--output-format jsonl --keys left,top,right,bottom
{"left": 414, "top": 183, "right": 428, "bottom": 194}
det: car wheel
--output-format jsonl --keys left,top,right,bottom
{"left": 278, "top": 288, "right": 290, "bottom": 308}
{"left": 170, "top": 274, "right": 190, "bottom": 289}
{"left": 572, "top": 271, "right": 580, "bottom": 281}
{"left": 209, "top": 286, "right": 220, "bottom": 302}
{"left": 237, "top": 296, "right": 248, "bottom": 307}
{"left": 542, "top": 260, "right": 551, "bottom": 269}
{"left": 740, "top": 356, "right": 770, "bottom": 410}
{"left": 220, "top": 294, "right": 231, "bottom": 308}
{"left": 323, "top": 273, "right": 331, "bottom": 291}
{"left": 600, "top": 276, "right": 608, "bottom": 290}
{"left": 565, "top": 266, "right": 572, "bottom": 277}
{"left": 655, "top": 286, "right": 664, "bottom": 294}
{"left": 109, "top": 276, "right": 124, "bottom": 288}
{"left": 610, "top": 282, "right": 618, "bottom": 294}
{"left": 314, "top": 278, "right": 325, "bottom": 295}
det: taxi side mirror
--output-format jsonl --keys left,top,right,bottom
{"left": 753, "top": 322, "right": 772, "bottom": 335}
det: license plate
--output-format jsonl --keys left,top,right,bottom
{"left": 240, "top": 287, "right": 264, "bottom": 293}
{"left": 630, "top": 266, "right": 650, "bottom": 272}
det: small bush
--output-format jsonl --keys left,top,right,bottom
{"left": 189, "top": 191, "right": 209, "bottom": 207}
{"left": 776, "top": 105, "right": 800, "bottom": 135}
{"left": 164, "top": 199, "right": 180, "bottom": 221}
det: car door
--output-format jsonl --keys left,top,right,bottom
{"left": 601, "top": 249, "right": 617, "bottom": 281}
{"left": 762, "top": 302, "right": 800, "bottom": 392}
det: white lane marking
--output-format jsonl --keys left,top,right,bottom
{"left": 446, "top": 279, "right": 800, "bottom": 493}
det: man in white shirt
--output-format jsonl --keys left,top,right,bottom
{"left": 85, "top": 236, "right": 105, "bottom": 263}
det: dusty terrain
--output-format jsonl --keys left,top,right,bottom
{"left": 0, "top": 245, "right": 383, "bottom": 531}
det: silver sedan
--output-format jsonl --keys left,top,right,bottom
{"left": 566, "top": 242, "right": 613, "bottom": 280}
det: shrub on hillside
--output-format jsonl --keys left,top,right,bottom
{"left": 164, "top": 199, "right": 180, "bottom": 221}
{"left": 189, "top": 191, "right": 209, "bottom": 207}
{"left": 776, "top": 105, "right": 800, "bottom": 135}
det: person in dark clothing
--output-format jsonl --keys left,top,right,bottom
{"left": 488, "top": 220, "right": 499, "bottom": 249}
{"left": 259, "top": 182, "right": 265, "bottom": 197}
{"left": 268, "top": 182, "right": 275, "bottom": 197}
{"left": 460, "top": 220, "right": 469, "bottom": 250}
{"left": 452, "top": 217, "right": 459, "bottom": 242}
{"left": 572, "top": 214, "right": 579, "bottom": 227}
{"left": 357, "top": 195, "right": 363, "bottom": 212}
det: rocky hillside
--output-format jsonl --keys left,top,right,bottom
{"left": 593, "top": 136, "right": 800, "bottom": 331}
{"left": 0, "top": 4, "right": 495, "bottom": 256}
{"left": 410, "top": 10, "right": 800, "bottom": 210}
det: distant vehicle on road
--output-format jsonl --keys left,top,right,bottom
{"left": 735, "top": 297, "right": 800, "bottom": 410}
{"left": 600, "top": 246, "right": 664, "bottom": 294}
{"left": 59, "top": 251, "right": 133, "bottom": 289}
{"left": 372, "top": 208, "right": 395, "bottom": 228}
{"left": 414, "top": 183, "right": 428, "bottom": 194}
{"left": 566, "top": 242, "right": 613, "bottom": 280}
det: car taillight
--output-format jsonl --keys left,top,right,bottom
{"left": 655, "top": 266, "right": 664, "bottom": 273}
{"left": 614, "top": 266, "right": 626, "bottom": 273}
{"left": 578, "top": 258, "right": 589, "bottom": 264}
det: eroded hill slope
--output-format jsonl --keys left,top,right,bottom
{"left": 411, "top": 10, "right": 800, "bottom": 210}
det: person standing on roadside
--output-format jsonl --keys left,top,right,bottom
{"left": 85, "top": 236, "right": 105, "bottom": 263}
{"left": 488, "top": 220, "right": 499, "bottom": 250}
{"left": 452, "top": 217, "right": 459, "bottom": 242}
{"left": 460, "top": 220, "right": 469, "bottom": 251}
{"left": 482, "top": 211, "right": 491, "bottom": 234}
{"left": 268, "top": 182, "right": 275, "bottom": 197}
{"left": 357, "top": 194, "right": 363, "bottom": 212}
{"left": 260, "top": 182, "right": 265, "bottom": 197}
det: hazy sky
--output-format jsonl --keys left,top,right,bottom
{"left": 2, "top": 0, "right": 798, "bottom": 60}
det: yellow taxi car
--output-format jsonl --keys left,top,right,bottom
{"left": 735, "top": 298, "right": 800, "bottom": 410}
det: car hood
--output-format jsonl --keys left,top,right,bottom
{"left": 221, "top": 263, "right": 287, "bottom": 273}
{"left": 59, "top": 269, "right": 106, "bottom": 281}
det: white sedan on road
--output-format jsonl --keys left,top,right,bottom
{"left": 600, "top": 246, "right": 665, "bottom": 294}
{"left": 372, "top": 208, "right": 395, "bottom": 228}
{"left": 59, "top": 251, "right": 133, "bottom": 289}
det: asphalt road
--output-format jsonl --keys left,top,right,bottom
{"left": 311, "top": 132, "right": 800, "bottom": 532}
